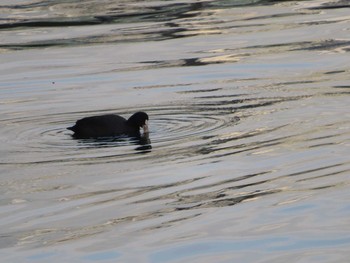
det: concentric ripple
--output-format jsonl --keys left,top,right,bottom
{"left": 148, "top": 106, "right": 230, "bottom": 143}
{"left": 0, "top": 104, "right": 235, "bottom": 166}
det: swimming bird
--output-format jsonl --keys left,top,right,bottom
{"left": 67, "top": 112, "right": 149, "bottom": 139}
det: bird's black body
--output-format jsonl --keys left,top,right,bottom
{"left": 67, "top": 112, "right": 149, "bottom": 139}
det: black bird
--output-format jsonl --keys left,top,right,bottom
{"left": 67, "top": 112, "right": 149, "bottom": 139}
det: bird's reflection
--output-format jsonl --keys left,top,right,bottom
{"left": 74, "top": 133, "right": 152, "bottom": 153}
{"left": 134, "top": 134, "right": 152, "bottom": 152}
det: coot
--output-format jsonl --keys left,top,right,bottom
{"left": 67, "top": 112, "right": 149, "bottom": 139}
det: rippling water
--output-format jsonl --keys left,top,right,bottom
{"left": 1, "top": 0, "right": 350, "bottom": 262}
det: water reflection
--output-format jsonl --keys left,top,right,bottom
{"left": 1, "top": 0, "right": 349, "bottom": 52}
{"left": 74, "top": 134, "right": 152, "bottom": 152}
{"left": 1, "top": 0, "right": 350, "bottom": 261}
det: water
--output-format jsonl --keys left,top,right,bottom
{"left": 1, "top": 0, "right": 350, "bottom": 262}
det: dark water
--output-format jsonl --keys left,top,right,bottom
{"left": 1, "top": 0, "right": 350, "bottom": 262}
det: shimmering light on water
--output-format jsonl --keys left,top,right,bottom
{"left": 1, "top": 0, "right": 350, "bottom": 262}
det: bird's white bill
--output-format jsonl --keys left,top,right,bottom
{"left": 142, "top": 120, "right": 149, "bottom": 133}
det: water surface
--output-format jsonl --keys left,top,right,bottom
{"left": 1, "top": 0, "right": 350, "bottom": 262}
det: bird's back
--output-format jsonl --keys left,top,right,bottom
{"left": 70, "top": 114, "right": 128, "bottom": 138}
